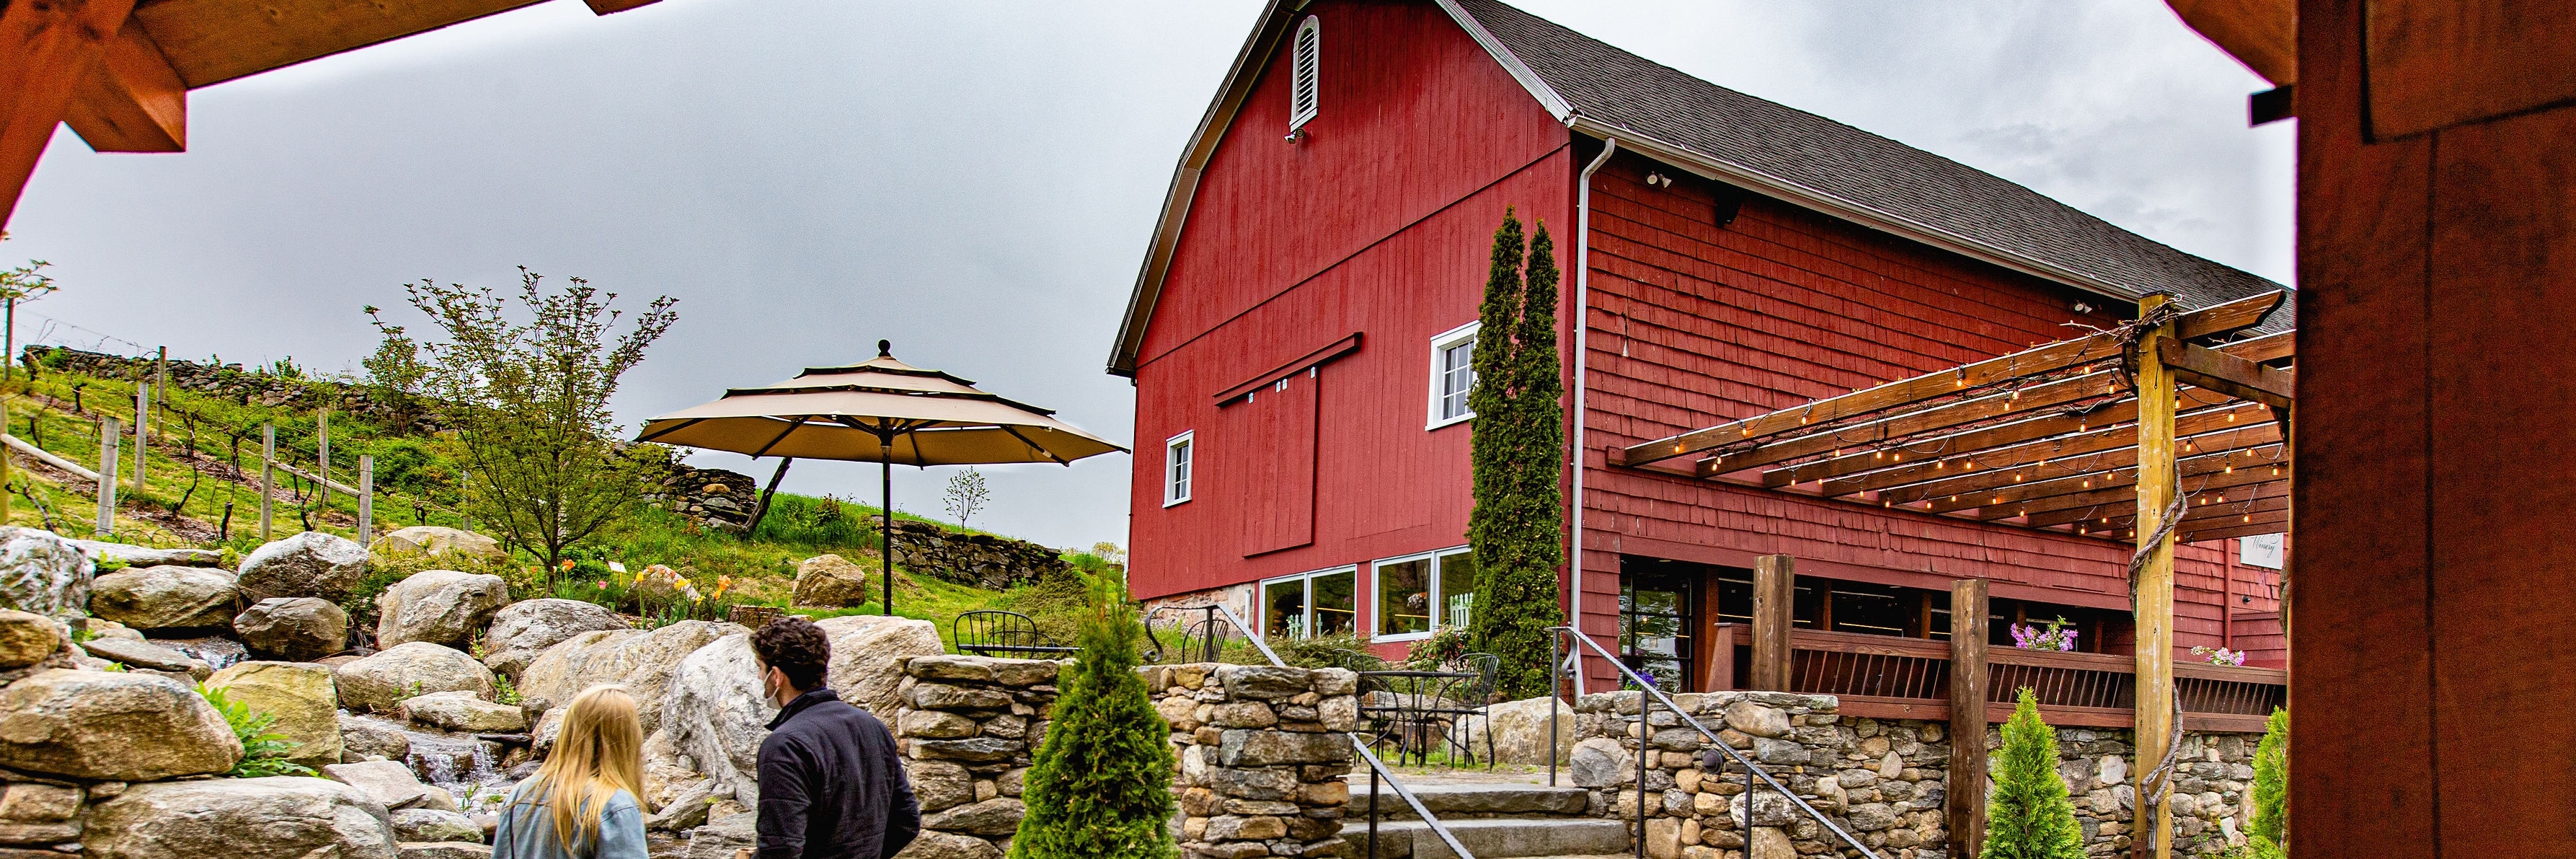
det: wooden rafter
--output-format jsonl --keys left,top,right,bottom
{"left": 1782, "top": 398, "right": 2266, "bottom": 493}
{"left": 1915, "top": 441, "right": 2286, "bottom": 515}
{"left": 2023, "top": 478, "right": 2288, "bottom": 528}
{"left": 1975, "top": 462, "right": 2285, "bottom": 521}
{"left": 1880, "top": 423, "right": 2284, "bottom": 509}
{"left": 2156, "top": 337, "right": 2296, "bottom": 408}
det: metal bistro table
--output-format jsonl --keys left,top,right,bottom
{"left": 1355, "top": 669, "right": 1487, "bottom": 768}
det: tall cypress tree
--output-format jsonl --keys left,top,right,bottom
{"left": 1464, "top": 207, "right": 1567, "bottom": 700}
{"left": 1009, "top": 566, "right": 1176, "bottom": 859}
{"left": 1982, "top": 688, "right": 2086, "bottom": 859}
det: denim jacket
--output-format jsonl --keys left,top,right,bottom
{"left": 492, "top": 783, "right": 649, "bottom": 859}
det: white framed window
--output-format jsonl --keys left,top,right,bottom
{"left": 1164, "top": 431, "right": 1194, "bottom": 506}
{"left": 1427, "top": 321, "right": 1479, "bottom": 429}
{"left": 1289, "top": 16, "right": 1321, "bottom": 132}
{"left": 1372, "top": 546, "right": 1478, "bottom": 641}
{"left": 1263, "top": 565, "right": 1358, "bottom": 639}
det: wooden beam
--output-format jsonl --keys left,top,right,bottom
{"left": 1882, "top": 421, "right": 2284, "bottom": 509}
{"left": 1792, "top": 397, "right": 2260, "bottom": 495}
{"left": 582, "top": 0, "right": 661, "bottom": 12}
{"left": 2022, "top": 477, "right": 2288, "bottom": 528}
{"left": 2179, "top": 516, "right": 2291, "bottom": 545}
{"left": 63, "top": 16, "right": 184, "bottom": 153}
{"left": 2040, "top": 488, "right": 2291, "bottom": 532}
{"left": 2133, "top": 294, "right": 2178, "bottom": 859}
{"left": 1750, "top": 554, "right": 1794, "bottom": 692}
{"left": 0, "top": 0, "right": 139, "bottom": 231}
{"left": 2156, "top": 337, "right": 2296, "bottom": 408}
{"left": 2164, "top": 0, "right": 2296, "bottom": 86}
{"left": 1947, "top": 578, "right": 1990, "bottom": 859}
{"left": 1977, "top": 460, "right": 2285, "bottom": 521}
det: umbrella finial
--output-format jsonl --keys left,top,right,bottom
{"left": 878, "top": 339, "right": 891, "bottom": 358}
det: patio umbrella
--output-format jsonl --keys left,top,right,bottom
{"left": 637, "top": 340, "right": 1125, "bottom": 615}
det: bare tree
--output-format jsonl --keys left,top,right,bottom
{"left": 943, "top": 467, "right": 989, "bottom": 529}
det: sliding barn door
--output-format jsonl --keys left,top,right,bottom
{"left": 1228, "top": 368, "right": 1319, "bottom": 557}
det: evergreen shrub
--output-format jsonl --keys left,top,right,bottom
{"left": 1009, "top": 566, "right": 1176, "bottom": 859}
{"left": 1464, "top": 207, "right": 1567, "bottom": 700}
{"left": 1983, "top": 687, "right": 2084, "bottom": 859}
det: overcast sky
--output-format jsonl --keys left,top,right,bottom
{"left": 2, "top": 0, "right": 2285, "bottom": 552}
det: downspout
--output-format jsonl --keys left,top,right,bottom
{"left": 1569, "top": 136, "right": 1616, "bottom": 694}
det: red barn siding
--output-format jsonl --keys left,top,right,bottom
{"left": 1128, "top": 0, "right": 1573, "bottom": 606}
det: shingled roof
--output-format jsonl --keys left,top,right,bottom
{"left": 1108, "top": 0, "right": 2290, "bottom": 375}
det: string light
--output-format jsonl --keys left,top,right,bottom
{"left": 2224, "top": 464, "right": 2234, "bottom": 474}
{"left": 2241, "top": 514, "right": 2252, "bottom": 523}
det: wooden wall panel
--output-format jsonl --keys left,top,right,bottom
{"left": 2365, "top": 0, "right": 2576, "bottom": 137}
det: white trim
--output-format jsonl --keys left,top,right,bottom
{"left": 1288, "top": 17, "right": 1322, "bottom": 132}
{"left": 1425, "top": 320, "right": 1481, "bottom": 430}
{"left": 1370, "top": 545, "right": 1474, "bottom": 642}
{"left": 1431, "top": 0, "right": 1572, "bottom": 121}
{"left": 1163, "top": 430, "right": 1195, "bottom": 507}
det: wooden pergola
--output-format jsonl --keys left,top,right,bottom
{"left": 1613, "top": 289, "right": 2292, "bottom": 859}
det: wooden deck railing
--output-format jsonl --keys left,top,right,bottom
{"left": 1701, "top": 623, "right": 2285, "bottom": 733}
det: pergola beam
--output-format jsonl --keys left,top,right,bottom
{"left": 2179, "top": 516, "right": 2293, "bottom": 544}
{"left": 0, "top": 0, "right": 139, "bottom": 228}
{"left": 1979, "top": 464, "right": 2285, "bottom": 521}
{"left": 1880, "top": 421, "right": 2284, "bottom": 508}
{"left": 2156, "top": 336, "right": 2296, "bottom": 408}
{"left": 1913, "top": 440, "right": 2286, "bottom": 516}
{"left": 63, "top": 17, "right": 185, "bottom": 153}
{"left": 1788, "top": 399, "right": 2266, "bottom": 494}
{"left": 2023, "top": 478, "right": 2288, "bottom": 528}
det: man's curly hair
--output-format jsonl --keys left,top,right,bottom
{"left": 753, "top": 617, "right": 831, "bottom": 691}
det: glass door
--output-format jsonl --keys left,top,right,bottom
{"left": 1620, "top": 569, "right": 1698, "bottom": 691}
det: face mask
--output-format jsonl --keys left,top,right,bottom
{"left": 762, "top": 669, "right": 782, "bottom": 702}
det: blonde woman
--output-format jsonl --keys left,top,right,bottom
{"left": 495, "top": 685, "right": 651, "bottom": 859}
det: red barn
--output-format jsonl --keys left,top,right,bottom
{"left": 1109, "top": 0, "right": 2290, "bottom": 689}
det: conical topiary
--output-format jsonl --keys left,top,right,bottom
{"left": 1981, "top": 687, "right": 2086, "bottom": 859}
{"left": 2246, "top": 707, "right": 2288, "bottom": 858}
{"left": 1006, "top": 565, "right": 1176, "bottom": 859}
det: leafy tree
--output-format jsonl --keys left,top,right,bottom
{"left": 1009, "top": 565, "right": 1175, "bottom": 859}
{"left": 943, "top": 467, "right": 990, "bottom": 529}
{"left": 2247, "top": 707, "right": 2288, "bottom": 857}
{"left": 1983, "top": 687, "right": 2085, "bottom": 859}
{"left": 370, "top": 268, "right": 677, "bottom": 573}
{"left": 1464, "top": 207, "right": 1565, "bottom": 700}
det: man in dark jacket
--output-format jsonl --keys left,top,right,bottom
{"left": 747, "top": 617, "right": 919, "bottom": 859}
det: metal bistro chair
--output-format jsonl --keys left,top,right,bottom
{"left": 1430, "top": 653, "right": 1500, "bottom": 769}
{"left": 1143, "top": 604, "right": 1238, "bottom": 664}
{"left": 952, "top": 610, "right": 1078, "bottom": 658}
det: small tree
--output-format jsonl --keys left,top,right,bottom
{"left": 1983, "top": 687, "right": 2085, "bottom": 859}
{"left": 2247, "top": 707, "right": 2288, "bottom": 857}
{"left": 1464, "top": 207, "right": 1567, "bottom": 700}
{"left": 1009, "top": 565, "right": 1175, "bottom": 859}
{"left": 372, "top": 268, "right": 677, "bottom": 573}
{"left": 943, "top": 467, "right": 989, "bottom": 529}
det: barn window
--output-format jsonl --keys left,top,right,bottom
{"left": 1290, "top": 17, "right": 1321, "bottom": 132}
{"left": 1263, "top": 565, "right": 1357, "bottom": 639}
{"left": 1164, "top": 431, "right": 1194, "bottom": 506}
{"left": 1428, "top": 321, "right": 1479, "bottom": 428}
{"left": 1372, "top": 547, "right": 1477, "bottom": 640}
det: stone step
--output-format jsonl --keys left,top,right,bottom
{"left": 1339, "top": 818, "right": 1631, "bottom": 859}
{"left": 1343, "top": 783, "right": 1592, "bottom": 820}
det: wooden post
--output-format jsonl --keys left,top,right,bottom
{"left": 357, "top": 454, "right": 373, "bottom": 545}
{"left": 2133, "top": 294, "right": 2179, "bottom": 859}
{"left": 259, "top": 423, "right": 273, "bottom": 541}
{"left": 1948, "top": 578, "right": 1991, "bottom": 859}
{"left": 1750, "top": 553, "right": 1794, "bottom": 691}
{"left": 153, "top": 345, "right": 165, "bottom": 405}
{"left": 130, "top": 383, "right": 146, "bottom": 492}
{"left": 95, "top": 416, "right": 118, "bottom": 536}
{"left": 316, "top": 410, "right": 329, "bottom": 512}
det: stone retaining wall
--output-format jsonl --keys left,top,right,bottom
{"left": 888, "top": 654, "right": 1063, "bottom": 859}
{"left": 1147, "top": 663, "right": 1359, "bottom": 859}
{"left": 1562, "top": 691, "right": 2263, "bottom": 859}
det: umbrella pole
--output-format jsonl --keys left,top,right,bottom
{"left": 882, "top": 444, "right": 893, "bottom": 617}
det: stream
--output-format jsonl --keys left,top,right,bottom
{"left": 342, "top": 712, "right": 520, "bottom": 814}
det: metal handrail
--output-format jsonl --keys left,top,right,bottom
{"left": 1547, "top": 625, "right": 1884, "bottom": 859}
{"left": 1198, "top": 602, "right": 1475, "bottom": 859}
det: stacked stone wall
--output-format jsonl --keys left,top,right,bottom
{"left": 1561, "top": 691, "right": 2264, "bottom": 859}
{"left": 888, "top": 654, "right": 1063, "bottom": 859}
{"left": 1146, "top": 663, "right": 1359, "bottom": 859}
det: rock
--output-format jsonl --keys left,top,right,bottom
{"left": 791, "top": 555, "right": 869, "bottom": 607}
{"left": 0, "top": 609, "right": 62, "bottom": 669}
{"left": 89, "top": 565, "right": 239, "bottom": 630}
{"left": 644, "top": 779, "right": 715, "bottom": 832}
{"left": 76, "top": 635, "right": 210, "bottom": 679}
{"left": 84, "top": 776, "right": 398, "bottom": 859}
{"left": 375, "top": 571, "right": 510, "bottom": 650}
{"left": 479, "top": 599, "right": 627, "bottom": 677}
{"left": 817, "top": 615, "right": 944, "bottom": 717}
{"left": 1216, "top": 729, "right": 1348, "bottom": 766}
{"left": 398, "top": 843, "right": 492, "bottom": 859}
{"left": 1453, "top": 695, "right": 1577, "bottom": 765}
{"left": 341, "top": 713, "right": 412, "bottom": 762}
{"left": 921, "top": 798, "right": 1025, "bottom": 837}
{"left": 0, "top": 669, "right": 237, "bottom": 780}
{"left": 324, "top": 760, "right": 436, "bottom": 811}
{"left": 236, "top": 532, "right": 371, "bottom": 603}
{"left": 401, "top": 691, "right": 528, "bottom": 733}
{"left": 234, "top": 597, "right": 350, "bottom": 661}
{"left": 682, "top": 812, "right": 758, "bottom": 859}
{"left": 155, "top": 635, "right": 249, "bottom": 670}
{"left": 520, "top": 620, "right": 740, "bottom": 736}
{"left": 71, "top": 539, "right": 226, "bottom": 569}
{"left": 660, "top": 633, "right": 776, "bottom": 803}
{"left": 1569, "top": 736, "right": 1633, "bottom": 788}
{"left": 390, "top": 809, "right": 483, "bottom": 843}
{"left": 0, "top": 527, "right": 92, "bottom": 619}
{"left": 1722, "top": 700, "right": 1792, "bottom": 739}
{"left": 1214, "top": 665, "right": 1311, "bottom": 700}
{"left": 371, "top": 527, "right": 507, "bottom": 560}
{"left": 337, "top": 642, "right": 497, "bottom": 711}
{"left": 890, "top": 830, "right": 1002, "bottom": 859}
{"left": 207, "top": 661, "right": 343, "bottom": 767}
{"left": 1748, "top": 826, "right": 1794, "bottom": 859}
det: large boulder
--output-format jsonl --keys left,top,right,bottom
{"left": 72, "top": 539, "right": 226, "bottom": 569}
{"left": 89, "top": 565, "right": 240, "bottom": 630}
{"left": 401, "top": 691, "right": 528, "bottom": 733}
{"left": 337, "top": 642, "right": 496, "bottom": 711}
{"left": 660, "top": 633, "right": 776, "bottom": 803}
{"left": 1453, "top": 695, "right": 1579, "bottom": 765}
{"left": 520, "top": 620, "right": 741, "bottom": 736}
{"left": 235, "top": 596, "right": 350, "bottom": 661}
{"left": 236, "top": 532, "right": 371, "bottom": 603}
{"left": 375, "top": 570, "right": 510, "bottom": 649}
{"left": 0, "top": 527, "right": 93, "bottom": 618}
{"left": 480, "top": 598, "right": 627, "bottom": 677}
{"left": 340, "top": 712, "right": 413, "bottom": 762}
{"left": 81, "top": 635, "right": 212, "bottom": 679}
{"left": 323, "top": 760, "right": 436, "bottom": 811}
{"left": 0, "top": 608, "right": 63, "bottom": 669}
{"left": 371, "top": 527, "right": 507, "bottom": 560}
{"left": 791, "top": 554, "right": 869, "bottom": 607}
{"left": 389, "top": 808, "right": 483, "bottom": 844}
{"left": 84, "top": 776, "right": 399, "bottom": 859}
{"left": 816, "top": 614, "right": 944, "bottom": 716}
{"left": 207, "top": 661, "right": 343, "bottom": 767}
{"left": 0, "top": 669, "right": 239, "bottom": 780}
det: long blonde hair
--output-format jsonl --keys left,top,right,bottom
{"left": 521, "top": 685, "right": 649, "bottom": 853}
